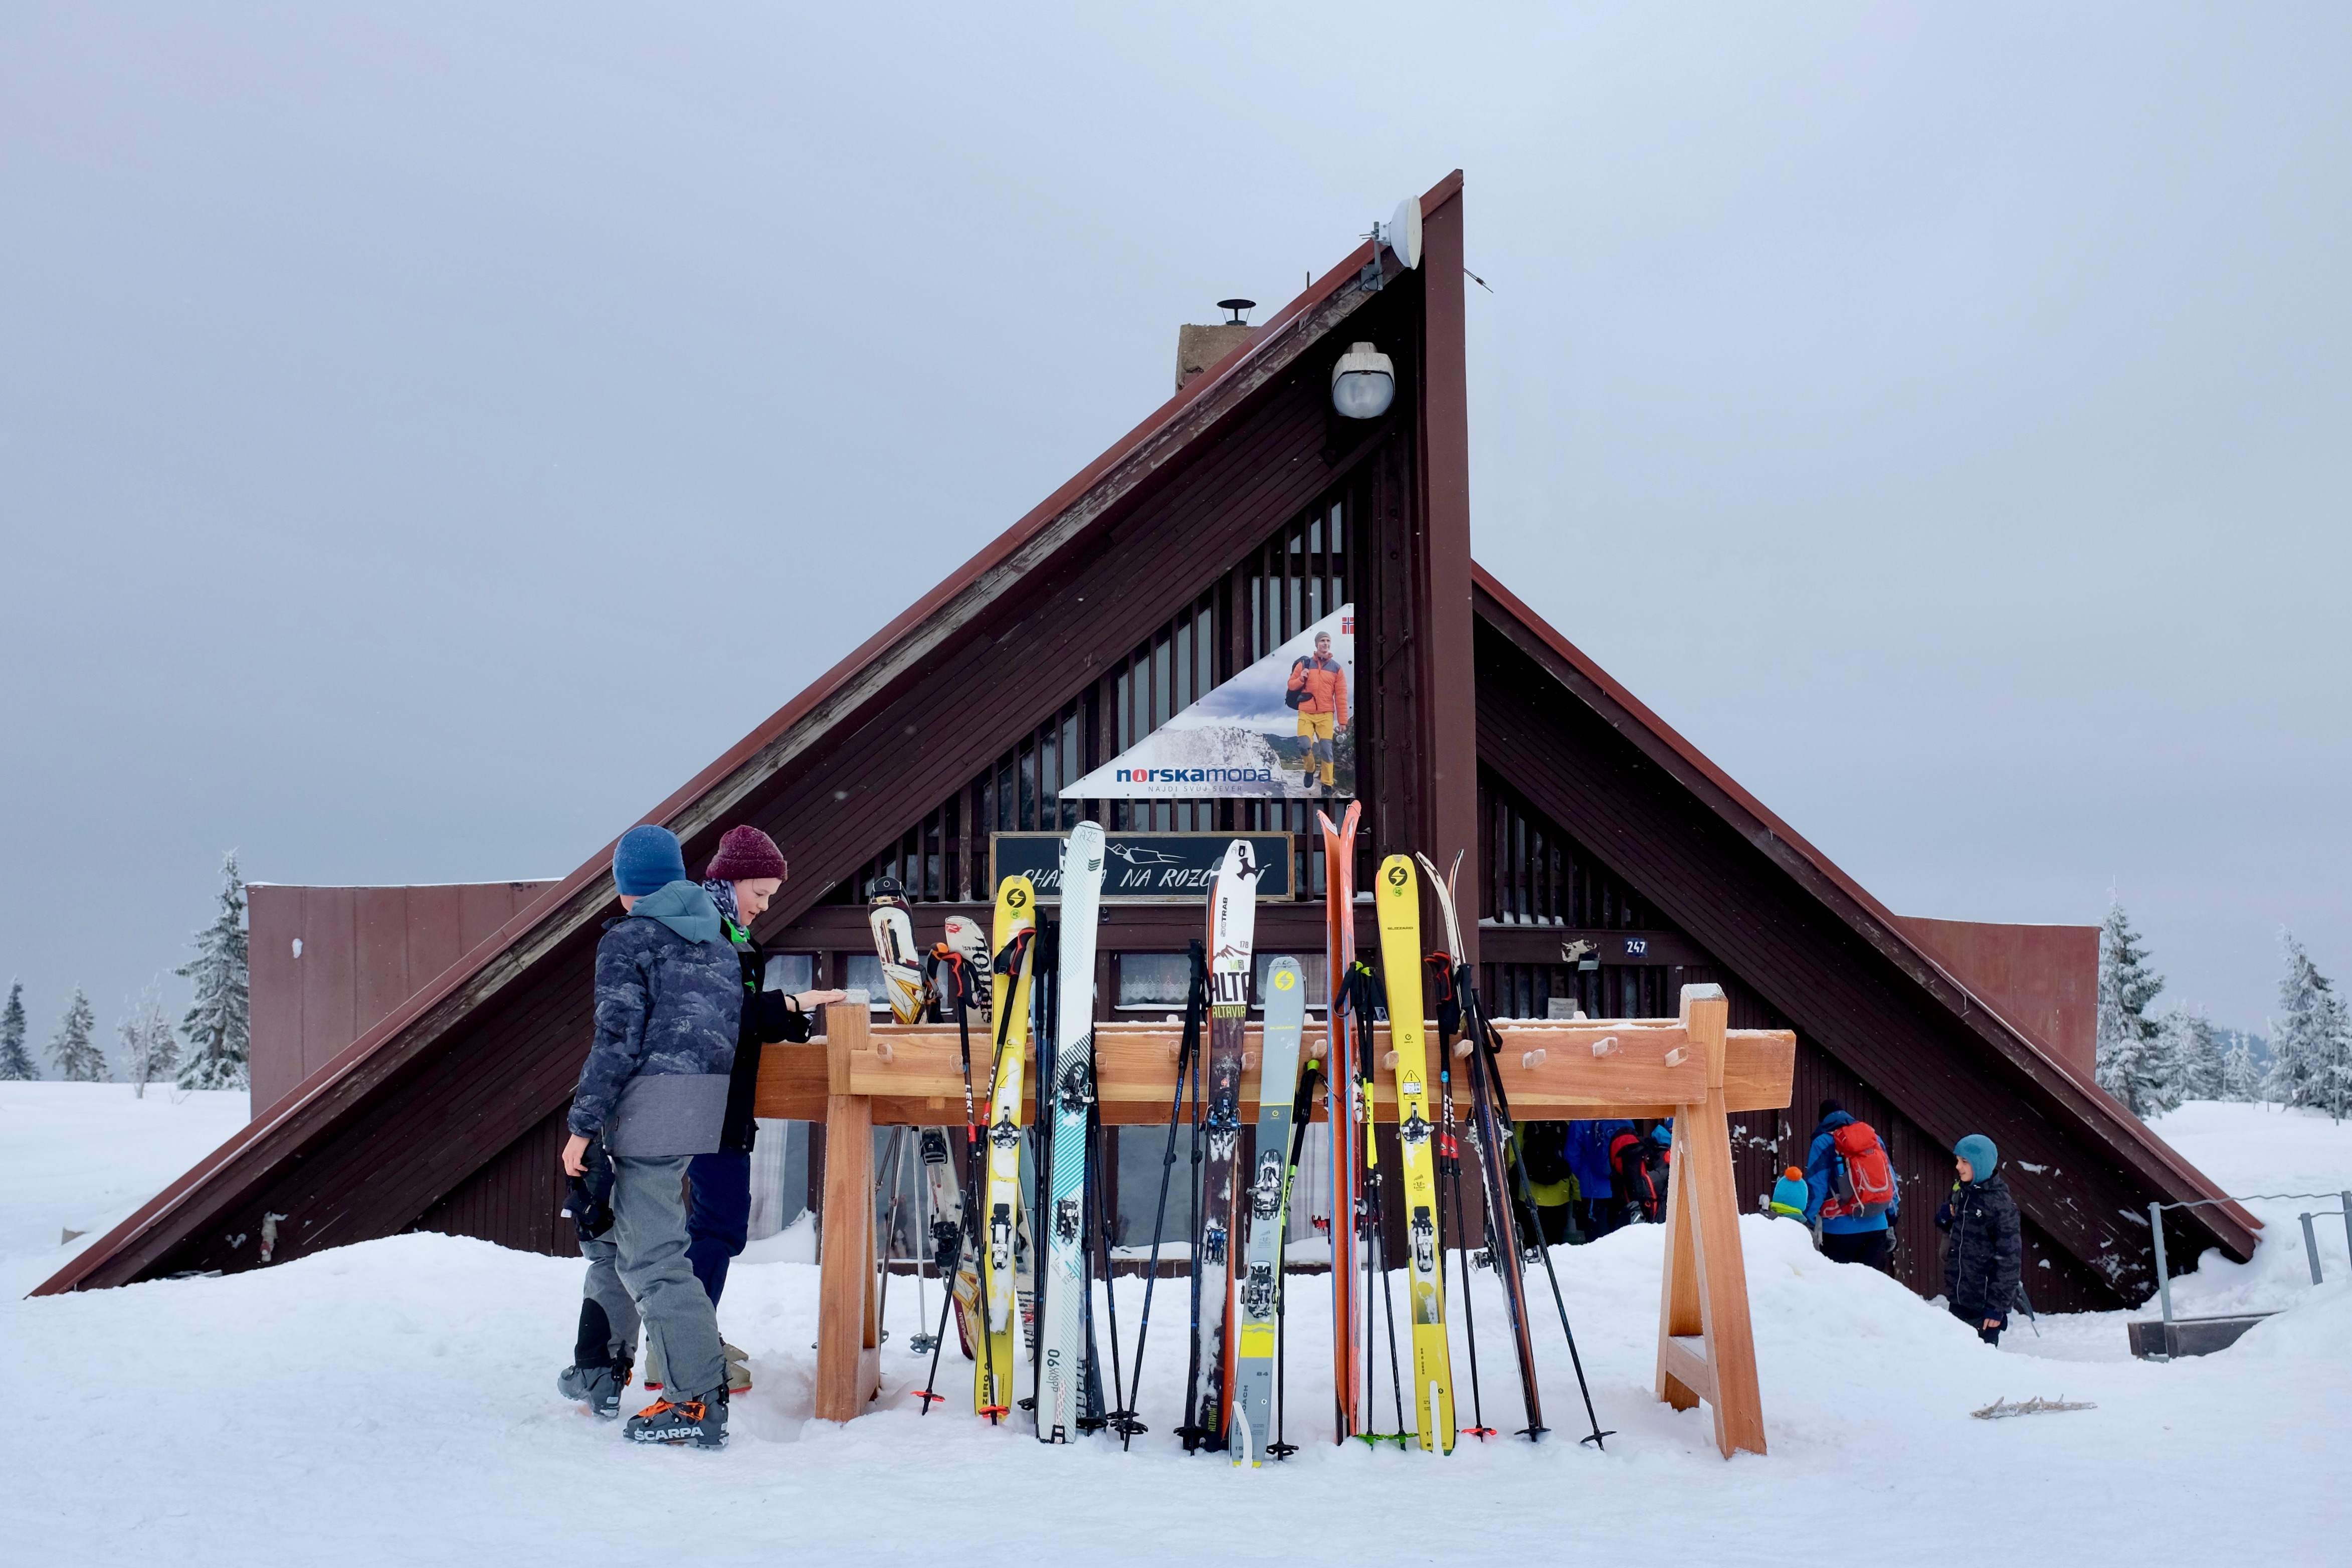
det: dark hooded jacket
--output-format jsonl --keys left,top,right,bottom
{"left": 716, "top": 916, "right": 815, "bottom": 1153}
{"left": 1936, "top": 1173, "right": 2023, "bottom": 1322}
{"left": 568, "top": 882, "right": 742, "bottom": 1156}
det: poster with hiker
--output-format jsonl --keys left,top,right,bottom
{"left": 1063, "top": 605, "right": 1355, "bottom": 800}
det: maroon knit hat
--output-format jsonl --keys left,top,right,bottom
{"left": 703, "top": 825, "right": 789, "bottom": 883}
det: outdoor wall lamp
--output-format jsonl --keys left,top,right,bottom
{"left": 1330, "top": 341, "right": 1395, "bottom": 419}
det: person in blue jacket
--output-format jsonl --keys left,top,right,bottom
{"left": 1802, "top": 1100, "right": 1899, "bottom": 1272}
{"left": 1566, "top": 1120, "right": 1617, "bottom": 1239}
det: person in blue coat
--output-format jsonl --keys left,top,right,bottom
{"left": 1802, "top": 1100, "right": 1900, "bottom": 1272}
{"left": 1565, "top": 1120, "right": 1616, "bottom": 1238}
{"left": 556, "top": 826, "right": 743, "bottom": 1448}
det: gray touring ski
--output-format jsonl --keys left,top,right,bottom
{"left": 1231, "top": 954, "right": 1304, "bottom": 1466}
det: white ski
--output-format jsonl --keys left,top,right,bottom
{"left": 1038, "top": 822, "right": 1106, "bottom": 1441}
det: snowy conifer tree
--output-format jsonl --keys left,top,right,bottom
{"left": 49, "top": 988, "right": 108, "bottom": 1082}
{"left": 2221, "top": 1035, "right": 2262, "bottom": 1102}
{"left": 0, "top": 979, "right": 33, "bottom": 1081}
{"left": 2094, "top": 898, "right": 2168, "bottom": 1116}
{"left": 2267, "top": 932, "right": 2351, "bottom": 1120}
{"left": 120, "top": 986, "right": 179, "bottom": 1098}
{"left": 176, "top": 852, "right": 250, "bottom": 1091}
{"left": 2160, "top": 1006, "right": 2224, "bottom": 1104}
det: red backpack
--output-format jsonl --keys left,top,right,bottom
{"left": 1826, "top": 1121, "right": 1896, "bottom": 1220}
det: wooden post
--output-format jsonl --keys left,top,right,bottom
{"left": 815, "top": 1003, "right": 879, "bottom": 1421}
{"left": 1653, "top": 984, "right": 1767, "bottom": 1458}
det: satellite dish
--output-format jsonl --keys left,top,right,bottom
{"left": 1388, "top": 195, "right": 1423, "bottom": 270}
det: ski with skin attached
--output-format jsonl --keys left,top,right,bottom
{"left": 868, "top": 877, "right": 927, "bottom": 1025}
{"left": 1374, "top": 854, "right": 1456, "bottom": 1456}
{"left": 1316, "top": 804, "right": 1361, "bottom": 1443}
{"left": 1039, "top": 824, "right": 1106, "bottom": 1442}
{"left": 1183, "top": 839, "right": 1260, "bottom": 1452}
{"left": 1232, "top": 954, "right": 1305, "bottom": 1466}
{"left": 976, "top": 876, "right": 1039, "bottom": 1421}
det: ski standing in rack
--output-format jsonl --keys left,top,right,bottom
{"left": 868, "top": 876, "right": 928, "bottom": 1025}
{"left": 976, "top": 876, "right": 1039, "bottom": 1421}
{"left": 1182, "top": 840, "right": 1259, "bottom": 1452}
{"left": 1231, "top": 954, "right": 1304, "bottom": 1466}
{"left": 1316, "top": 805, "right": 1362, "bottom": 1444}
{"left": 1374, "top": 854, "right": 1456, "bottom": 1455}
{"left": 916, "top": 929, "right": 988, "bottom": 1410}
{"left": 1039, "top": 824, "right": 1106, "bottom": 1442}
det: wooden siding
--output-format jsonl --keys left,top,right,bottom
{"left": 1473, "top": 614, "right": 2180, "bottom": 1308}
{"left": 414, "top": 1104, "right": 581, "bottom": 1258}
{"left": 249, "top": 882, "right": 554, "bottom": 1119}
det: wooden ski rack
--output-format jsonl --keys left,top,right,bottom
{"left": 765, "top": 983, "right": 1789, "bottom": 1456}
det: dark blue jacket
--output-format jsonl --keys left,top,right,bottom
{"left": 1937, "top": 1174, "right": 2022, "bottom": 1323}
{"left": 1803, "top": 1111, "right": 1900, "bottom": 1236}
{"left": 568, "top": 882, "right": 743, "bottom": 1156}
{"left": 1566, "top": 1120, "right": 1616, "bottom": 1197}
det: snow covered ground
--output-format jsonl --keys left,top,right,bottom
{"left": 4, "top": 1090, "right": 2347, "bottom": 1566}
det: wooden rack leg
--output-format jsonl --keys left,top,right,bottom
{"left": 1652, "top": 986, "right": 1766, "bottom": 1458}
{"left": 816, "top": 1005, "right": 879, "bottom": 1421}
{"left": 1655, "top": 1123, "right": 1703, "bottom": 1411}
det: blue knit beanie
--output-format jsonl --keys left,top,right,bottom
{"left": 614, "top": 825, "right": 687, "bottom": 897}
{"left": 1954, "top": 1133, "right": 1998, "bottom": 1180}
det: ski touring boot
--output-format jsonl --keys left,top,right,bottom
{"left": 626, "top": 1386, "right": 728, "bottom": 1448}
{"left": 558, "top": 1357, "right": 634, "bottom": 1420}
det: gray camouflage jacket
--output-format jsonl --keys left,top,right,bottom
{"left": 567, "top": 881, "right": 743, "bottom": 1156}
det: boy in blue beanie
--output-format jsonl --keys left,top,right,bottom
{"left": 556, "top": 825, "right": 743, "bottom": 1446}
{"left": 1936, "top": 1133, "right": 2021, "bottom": 1345}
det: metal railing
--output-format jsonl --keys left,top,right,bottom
{"left": 2145, "top": 1190, "right": 2352, "bottom": 1335}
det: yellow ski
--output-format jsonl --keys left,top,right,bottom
{"left": 1375, "top": 854, "right": 1455, "bottom": 1455}
{"left": 976, "top": 875, "right": 1038, "bottom": 1419}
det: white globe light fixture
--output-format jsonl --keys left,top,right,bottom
{"left": 1330, "top": 341, "right": 1395, "bottom": 419}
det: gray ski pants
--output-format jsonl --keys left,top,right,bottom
{"left": 579, "top": 1154, "right": 726, "bottom": 1402}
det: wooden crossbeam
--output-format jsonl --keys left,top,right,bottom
{"left": 756, "top": 1017, "right": 1794, "bottom": 1125}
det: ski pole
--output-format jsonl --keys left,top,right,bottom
{"left": 917, "top": 951, "right": 981, "bottom": 1413}
{"left": 1268, "top": 1055, "right": 1320, "bottom": 1460}
{"left": 1474, "top": 1003, "right": 1614, "bottom": 1450}
{"left": 1424, "top": 953, "right": 1493, "bottom": 1440}
{"left": 1122, "top": 940, "right": 1205, "bottom": 1448}
{"left": 1178, "top": 945, "right": 1214, "bottom": 1451}
{"left": 874, "top": 1126, "right": 907, "bottom": 1346}
{"left": 1084, "top": 1099, "right": 1123, "bottom": 1436}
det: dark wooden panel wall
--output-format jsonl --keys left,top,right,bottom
{"left": 1473, "top": 618, "right": 2156, "bottom": 1308}
{"left": 416, "top": 1103, "right": 581, "bottom": 1259}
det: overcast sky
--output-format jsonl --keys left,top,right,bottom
{"left": 4, "top": 3, "right": 2345, "bottom": 1062}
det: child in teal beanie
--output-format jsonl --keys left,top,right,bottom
{"left": 1936, "top": 1133, "right": 2021, "bottom": 1344}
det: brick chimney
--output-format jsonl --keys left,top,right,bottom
{"left": 1174, "top": 300, "right": 1257, "bottom": 392}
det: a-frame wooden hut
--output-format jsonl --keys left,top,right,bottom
{"left": 39, "top": 171, "right": 2256, "bottom": 1311}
